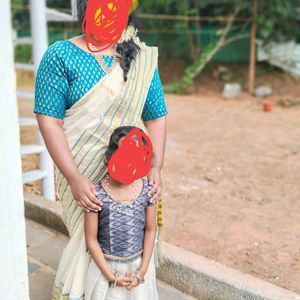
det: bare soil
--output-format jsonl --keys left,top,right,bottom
{"left": 163, "top": 93, "right": 300, "bottom": 294}
{"left": 18, "top": 66, "right": 300, "bottom": 294}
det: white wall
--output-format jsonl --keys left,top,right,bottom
{"left": 257, "top": 39, "right": 300, "bottom": 79}
{"left": 0, "top": 1, "right": 30, "bottom": 299}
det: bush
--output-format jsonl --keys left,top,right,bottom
{"left": 15, "top": 44, "right": 32, "bottom": 63}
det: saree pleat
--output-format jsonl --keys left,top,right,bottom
{"left": 52, "top": 45, "right": 159, "bottom": 300}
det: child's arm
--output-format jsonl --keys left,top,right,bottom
{"left": 84, "top": 211, "right": 133, "bottom": 288}
{"left": 126, "top": 205, "right": 156, "bottom": 290}
{"left": 138, "top": 205, "right": 157, "bottom": 279}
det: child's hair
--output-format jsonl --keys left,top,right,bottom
{"left": 104, "top": 126, "right": 147, "bottom": 165}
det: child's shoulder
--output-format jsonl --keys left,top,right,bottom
{"left": 93, "top": 180, "right": 108, "bottom": 199}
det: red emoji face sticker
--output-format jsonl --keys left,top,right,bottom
{"left": 82, "top": 0, "right": 132, "bottom": 52}
{"left": 108, "top": 128, "right": 153, "bottom": 184}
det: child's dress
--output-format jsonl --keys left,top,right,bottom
{"left": 85, "top": 178, "right": 159, "bottom": 300}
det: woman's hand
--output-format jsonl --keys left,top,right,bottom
{"left": 68, "top": 173, "right": 102, "bottom": 212}
{"left": 36, "top": 114, "right": 103, "bottom": 212}
{"left": 147, "top": 166, "right": 162, "bottom": 203}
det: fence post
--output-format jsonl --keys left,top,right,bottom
{"left": 248, "top": 0, "right": 258, "bottom": 94}
{"left": 30, "top": 0, "right": 55, "bottom": 200}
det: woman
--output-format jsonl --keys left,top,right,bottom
{"left": 34, "top": 1, "right": 168, "bottom": 300}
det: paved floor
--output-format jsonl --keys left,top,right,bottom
{"left": 26, "top": 219, "right": 196, "bottom": 300}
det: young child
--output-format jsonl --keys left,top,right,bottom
{"left": 84, "top": 126, "right": 159, "bottom": 300}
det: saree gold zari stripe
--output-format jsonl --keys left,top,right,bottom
{"left": 52, "top": 45, "right": 158, "bottom": 300}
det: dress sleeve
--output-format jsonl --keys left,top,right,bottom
{"left": 142, "top": 67, "right": 169, "bottom": 122}
{"left": 34, "top": 42, "right": 68, "bottom": 120}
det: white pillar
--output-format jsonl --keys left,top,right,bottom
{"left": 71, "top": 0, "right": 78, "bottom": 19}
{"left": 30, "top": 0, "right": 48, "bottom": 73}
{"left": 0, "top": 1, "right": 30, "bottom": 299}
{"left": 30, "top": 0, "right": 56, "bottom": 200}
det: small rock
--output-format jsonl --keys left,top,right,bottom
{"left": 204, "top": 175, "right": 214, "bottom": 182}
{"left": 255, "top": 85, "right": 273, "bottom": 98}
{"left": 222, "top": 83, "right": 241, "bottom": 99}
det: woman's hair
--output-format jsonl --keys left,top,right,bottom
{"left": 104, "top": 126, "right": 146, "bottom": 165}
{"left": 78, "top": 0, "right": 141, "bottom": 82}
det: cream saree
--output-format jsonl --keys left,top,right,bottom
{"left": 52, "top": 45, "right": 161, "bottom": 300}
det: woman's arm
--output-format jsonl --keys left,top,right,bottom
{"left": 36, "top": 113, "right": 102, "bottom": 212}
{"left": 84, "top": 212, "right": 132, "bottom": 286}
{"left": 144, "top": 115, "right": 167, "bottom": 202}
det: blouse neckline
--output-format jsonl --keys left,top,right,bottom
{"left": 99, "top": 178, "right": 146, "bottom": 206}
{"left": 65, "top": 40, "right": 115, "bottom": 58}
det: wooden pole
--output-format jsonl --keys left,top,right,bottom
{"left": 248, "top": 0, "right": 258, "bottom": 94}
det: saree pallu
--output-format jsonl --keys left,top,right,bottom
{"left": 52, "top": 45, "right": 160, "bottom": 300}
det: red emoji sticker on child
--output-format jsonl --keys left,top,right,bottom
{"left": 107, "top": 128, "right": 153, "bottom": 184}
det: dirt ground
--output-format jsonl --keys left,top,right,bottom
{"left": 163, "top": 93, "right": 300, "bottom": 294}
{"left": 18, "top": 67, "right": 300, "bottom": 294}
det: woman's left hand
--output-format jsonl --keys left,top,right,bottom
{"left": 147, "top": 167, "right": 162, "bottom": 203}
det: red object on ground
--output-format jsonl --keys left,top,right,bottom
{"left": 108, "top": 128, "right": 153, "bottom": 184}
{"left": 82, "top": 0, "right": 132, "bottom": 52}
{"left": 263, "top": 101, "right": 274, "bottom": 112}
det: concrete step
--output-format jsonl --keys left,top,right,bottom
{"left": 21, "top": 145, "right": 45, "bottom": 156}
{"left": 19, "top": 117, "right": 37, "bottom": 127}
{"left": 17, "top": 89, "right": 34, "bottom": 99}
{"left": 15, "top": 63, "right": 34, "bottom": 72}
{"left": 22, "top": 170, "right": 47, "bottom": 184}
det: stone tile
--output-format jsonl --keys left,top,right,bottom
{"left": 27, "top": 259, "right": 40, "bottom": 274}
{"left": 27, "top": 234, "right": 68, "bottom": 270}
{"left": 26, "top": 219, "right": 54, "bottom": 247}
{"left": 157, "top": 280, "right": 197, "bottom": 300}
{"left": 29, "top": 269, "right": 55, "bottom": 300}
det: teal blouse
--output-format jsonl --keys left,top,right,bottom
{"left": 34, "top": 40, "right": 168, "bottom": 122}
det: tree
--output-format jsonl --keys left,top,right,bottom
{"left": 160, "top": 0, "right": 299, "bottom": 94}
{"left": 164, "top": 1, "right": 252, "bottom": 93}
{"left": 256, "top": 0, "right": 299, "bottom": 43}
